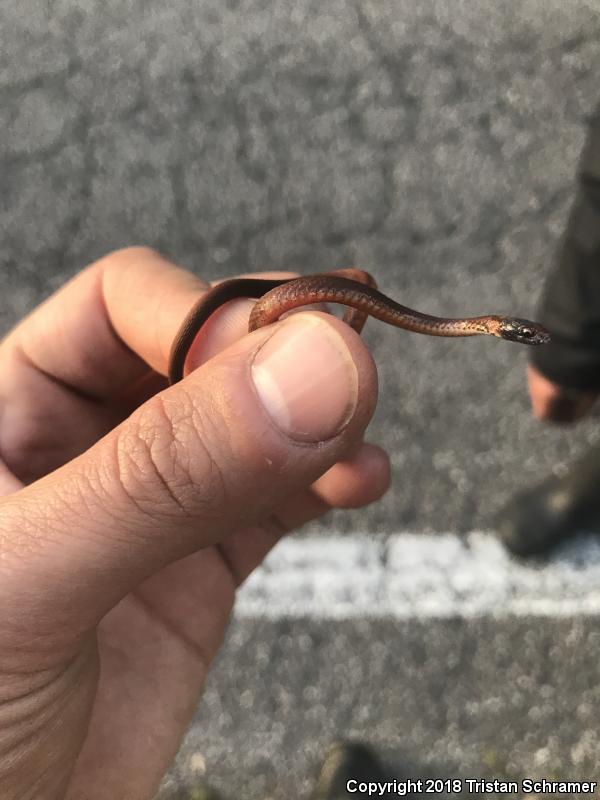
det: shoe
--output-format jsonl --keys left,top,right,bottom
{"left": 496, "top": 444, "right": 600, "bottom": 556}
{"left": 311, "top": 741, "right": 389, "bottom": 799}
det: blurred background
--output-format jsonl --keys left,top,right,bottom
{"left": 2, "top": 0, "right": 600, "bottom": 797}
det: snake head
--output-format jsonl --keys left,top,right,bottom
{"left": 498, "top": 317, "right": 551, "bottom": 346}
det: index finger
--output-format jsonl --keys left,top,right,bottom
{"left": 1, "top": 247, "right": 293, "bottom": 399}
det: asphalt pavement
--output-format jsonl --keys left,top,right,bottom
{"left": 2, "top": 1, "right": 600, "bottom": 797}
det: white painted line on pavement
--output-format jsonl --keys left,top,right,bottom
{"left": 234, "top": 532, "right": 600, "bottom": 619}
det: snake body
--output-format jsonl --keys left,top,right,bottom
{"left": 168, "top": 268, "right": 550, "bottom": 385}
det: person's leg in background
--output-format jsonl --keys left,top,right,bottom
{"left": 497, "top": 104, "right": 600, "bottom": 555}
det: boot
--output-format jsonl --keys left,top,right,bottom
{"left": 312, "top": 741, "right": 392, "bottom": 799}
{"left": 496, "top": 443, "right": 600, "bottom": 556}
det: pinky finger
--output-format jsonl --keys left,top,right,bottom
{"left": 219, "top": 442, "right": 391, "bottom": 585}
{"left": 311, "top": 442, "right": 391, "bottom": 508}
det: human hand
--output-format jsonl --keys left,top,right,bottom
{"left": 527, "top": 363, "right": 598, "bottom": 424}
{"left": 0, "top": 248, "right": 390, "bottom": 800}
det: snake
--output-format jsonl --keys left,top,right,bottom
{"left": 168, "top": 268, "right": 550, "bottom": 385}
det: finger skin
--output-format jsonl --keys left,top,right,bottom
{"left": 0, "top": 311, "right": 378, "bottom": 661}
{"left": 0, "top": 249, "right": 299, "bottom": 484}
{"left": 0, "top": 248, "right": 299, "bottom": 399}
{"left": 0, "top": 314, "right": 379, "bottom": 800}
{"left": 0, "top": 250, "right": 387, "bottom": 800}
{"left": 59, "top": 439, "right": 389, "bottom": 799}
{"left": 0, "top": 248, "right": 207, "bottom": 484}
{"left": 1, "top": 248, "right": 206, "bottom": 396}
{"left": 311, "top": 441, "right": 391, "bottom": 509}
{"left": 218, "top": 442, "right": 391, "bottom": 585}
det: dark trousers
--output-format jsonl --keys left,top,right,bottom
{"left": 531, "top": 108, "right": 600, "bottom": 391}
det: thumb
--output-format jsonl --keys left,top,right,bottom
{"left": 0, "top": 311, "right": 376, "bottom": 646}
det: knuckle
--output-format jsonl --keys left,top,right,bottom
{"left": 104, "top": 245, "right": 160, "bottom": 266}
{"left": 112, "top": 391, "right": 229, "bottom": 520}
{"left": 92, "top": 246, "right": 162, "bottom": 283}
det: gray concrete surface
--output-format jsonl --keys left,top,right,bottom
{"left": 2, "top": 0, "right": 600, "bottom": 797}
{"left": 160, "top": 617, "right": 600, "bottom": 800}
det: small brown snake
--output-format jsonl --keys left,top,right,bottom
{"left": 168, "top": 268, "right": 550, "bottom": 385}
